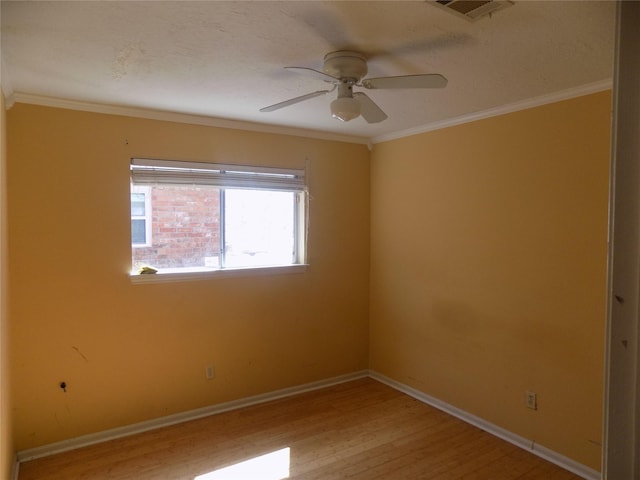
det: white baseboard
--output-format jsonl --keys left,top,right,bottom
{"left": 16, "top": 370, "right": 369, "bottom": 463}
{"left": 11, "top": 454, "right": 19, "bottom": 480}
{"left": 369, "top": 371, "right": 601, "bottom": 480}
{"left": 15, "top": 369, "right": 602, "bottom": 480}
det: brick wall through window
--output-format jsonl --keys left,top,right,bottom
{"left": 132, "top": 185, "right": 221, "bottom": 269}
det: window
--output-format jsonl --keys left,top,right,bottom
{"left": 130, "top": 159, "right": 307, "bottom": 277}
{"left": 130, "top": 185, "right": 151, "bottom": 247}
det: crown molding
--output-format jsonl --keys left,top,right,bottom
{"left": 10, "top": 79, "right": 613, "bottom": 147}
{"left": 10, "top": 93, "right": 369, "bottom": 145}
{"left": 371, "top": 78, "right": 613, "bottom": 144}
{"left": 0, "top": 57, "right": 16, "bottom": 108}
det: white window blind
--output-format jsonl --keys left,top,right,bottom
{"left": 130, "top": 158, "right": 306, "bottom": 191}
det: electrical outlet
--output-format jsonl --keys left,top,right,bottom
{"left": 525, "top": 391, "right": 537, "bottom": 410}
{"left": 205, "top": 365, "right": 215, "bottom": 380}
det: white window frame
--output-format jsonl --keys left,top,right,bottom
{"left": 130, "top": 185, "right": 152, "bottom": 248}
{"left": 129, "top": 158, "right": 308, "bottom": 282}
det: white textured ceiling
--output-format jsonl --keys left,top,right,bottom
{"left": 1, "top": 1, "right": 615, "bottom": 142}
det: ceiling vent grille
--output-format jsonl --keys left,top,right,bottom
{"left": 430, "top": 0, "right": 514, "bottom": 21}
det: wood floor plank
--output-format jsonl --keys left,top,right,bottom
{"left": 18, "top": 378, "right": 584, "bottom": 480}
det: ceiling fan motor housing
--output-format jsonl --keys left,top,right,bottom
{"left": 323, "top": 51, "right": 368, "bottom": 81}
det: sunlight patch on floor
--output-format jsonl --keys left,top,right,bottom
{"left": 194, "top": 447, "right": 290, "bottom": 480}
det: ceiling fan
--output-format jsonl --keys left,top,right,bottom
{"left": 260, "top": 50, "right": 447, "bottom": 123}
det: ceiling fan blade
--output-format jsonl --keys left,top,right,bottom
{"left": 353, "top": 92, "right": 388, "bottom": 124}
{"left": 285, "top": 66, "right": 340, "bottom": 84}
{"left": 361, "top": 74, "right": 448, "bottom": 90}
{"left": 260, "top": 90, "right": 331, "bottom": 113}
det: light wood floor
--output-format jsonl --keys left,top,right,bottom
{"left": 18, "top": 378, "right": 583, "bottom": 479}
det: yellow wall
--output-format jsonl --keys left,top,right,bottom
{"left": 7, "top": 104, "right": 371, "bottom": 451}
{"left": 7, "top": 92, "right": 611, "bottom": 470}
{"left": 370, "top": 91, "right": 610, "bottom": 470}
{"left": 1, "top": 93, "right": 14, "bottom": 479}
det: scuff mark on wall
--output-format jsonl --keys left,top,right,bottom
{"left": 71, "top": 346, "right": 89, "bottom": 363}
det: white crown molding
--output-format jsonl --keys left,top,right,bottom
{"left": 372, "top": 78, "right": 613, "bottom": 144}
{"left": 11, "top": 79, "right": 612, "bottom": 147}
{"left": 10, "top": 93, "right": 369, "bottom": 145}
{"left": 1, "top": 57, "right": 16, "bottom": 108}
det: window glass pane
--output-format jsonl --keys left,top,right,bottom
{"left": 132, "top": 185, "right": 221, "bottom": 270}
{"left": 131, "top": 193, "right": 146, "bottom": 216}
{"left": 130, "top": 160, "right": 306, "bottom": 274}
{"left": 224, "top": 189, "right": 295, "bottom": 268}
{"left": 131, "top": 219, "right": 146, "bottom": 245}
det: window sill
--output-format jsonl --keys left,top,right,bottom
{"left": 130, "top": 264, "right": 308, "bottom": 284}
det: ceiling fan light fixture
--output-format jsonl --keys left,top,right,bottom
{"left": 330, "top": 96, "right": 360, "bottom": 122}
{"left": 261, "top": 50, "right": 447, "bottom": 124}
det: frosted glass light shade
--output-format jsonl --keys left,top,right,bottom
{"left": 330, "top": 97, "right": 360, "bottom": 122}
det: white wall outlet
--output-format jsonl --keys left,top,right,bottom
{"left": 205, "top": 365, "right": 215, "bottom": 380}
{"left": 526, "top": 391, "right": 537, "bottom": 410}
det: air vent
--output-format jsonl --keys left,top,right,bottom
{"left": 430, "top": 0, "right": 514, "bottom": 21}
